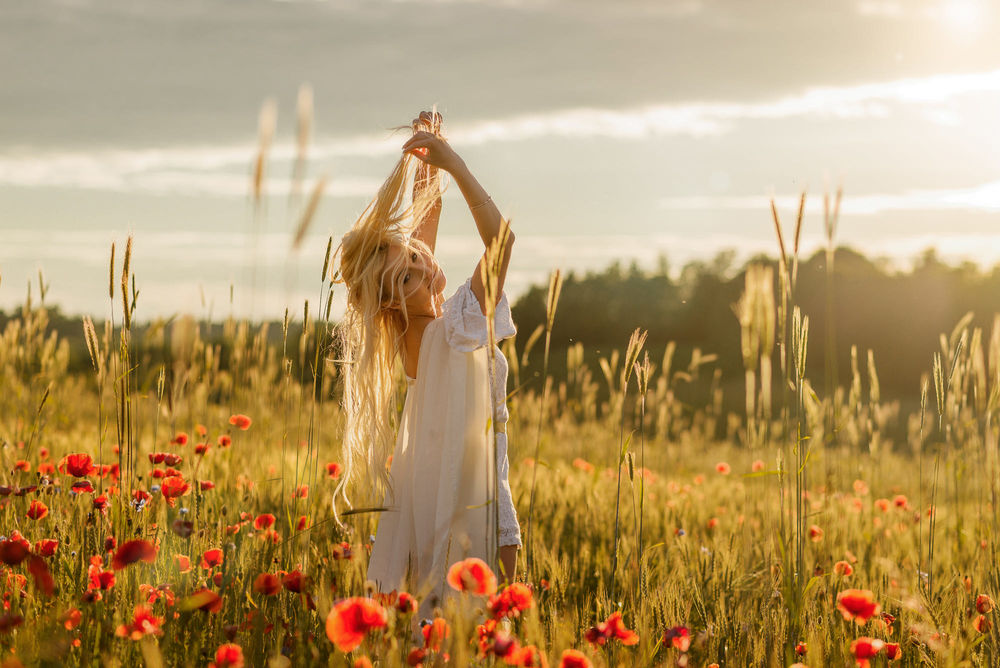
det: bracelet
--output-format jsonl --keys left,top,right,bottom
{"left": 470, "top": 195, "right": 493, "bottom": 211}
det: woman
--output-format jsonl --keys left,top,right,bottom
{"left": 331, "top": 111, "right": 522, "bottom": 631}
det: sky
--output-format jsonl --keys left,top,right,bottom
{"left": 2, "top": 0, "right": 999, "bottom": 320}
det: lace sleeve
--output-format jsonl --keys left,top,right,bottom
{"left": 442, "top": 277, "right": 517, "bottom": 352}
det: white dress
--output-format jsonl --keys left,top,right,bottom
{"left": 365, "top": 276, "right": 522, "bottom": 624}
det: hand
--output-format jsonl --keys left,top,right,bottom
{"left": 412, "top": 112, "right": 442, "bottom": 195}
{"left": 402, "top": 131, "right": 464, "bottom": 175}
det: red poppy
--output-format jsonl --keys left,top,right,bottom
{"left": 333, "top": 541, "right": 353, "bottom": 560}
{"left": 210, "top": 644, "right": 245, "bottom": 668}
{"left": 72, "top": 480, "right": 95, "bottom": 494}
{"left": 34, "top": 539, "right": 58, "bottom": 557}
{"left": 218, "top": 435, "right": 232, "bottom": 447}
{"left": 282, "top": 569, "right": 311, "bottom": 593}
{"left": 200, "top": 480, "right": 216, "bottom": 491}
{"left": 59, "top": 453, "right": 95, "bottom": 477}
{"left": 558, "top": 649, "right": 592, "bottom": 668}
{"left": 115, "top": 605, "right": 164, "bottom": 640}
{"left": 26, "top": 500, "right": 48, "bottom": 520}
{"left": 662, "top": 626, "right": 691, "bottom": 652}
{"left": 293, "top": 485, "right": 308, "bottom": 499}
{"left": 62, "top": 608, "right": 82, "bottom": 630}
{"left": 171, "top": 432, "right": 189, "bottom": 446}
{"left": 254, "top": 573, "right": 281, "bottom": 596}
{"left": 837, "top": 589, "right": 881, "bottom": 625}
{"left": 488, "top": 582, "right": 534, "bottom": 619}
{"left": 809, "top": 525, "right": 824, "bottom": 542}
{"left": 407, "top": 648, "right": 427, "bottom": 666}
{"left": 327, "top": 462, "right": 343, "bottom": 479}
{"left": 201, "top": 548, "right": 224, "bottom": 569}
{"left": 296, "top": 516, "right": 309, "bottom": 531}
{"left": 14, "top": 460, "right": 29, "bottom": 472}
{"left": 974, "top": 615, "right": 992, "bottom": 633}
{"left": 715, "top": 462, "right": 730, "bottom": 475}
{"left": 834, "top": 561, "right": 854, "bottom": 577}
{"left": 27, "top": 554, "right": 54, "bottom": 596}
{"left": 195, "top": 443, "right": 210, "bottom": 455}
{"left": 0, "top": 540, "right": 29, "bottom": 566}
{"left": 446, "top": 558, "right": 497, "bottom": 596}
{"left": 112, "top": 539, "right": 158, "bottom": 570}
{"left": 422, "top": 617, "right": 450, "bottom": 651}
{"left": 353, "top": 658, "right": 373, "bottom": 668}
{"left": 187, "top": 588, "right": 224, "bottom": 613}
{"left": 885, "top": 642, "right": 901, "bottom": 660}
{"left": 175, "top": 554, "right": 192, "bottom": 573}
{"left": 572, "top": 458, "right": 594, "bottom": 473}
{"left": 850, "top": 637, "right": 884, "bottom": 668}
{"left": 976, "top": 594, "right": 994, "bottom": 614}
{"left": 229, "top": 414, "right": 252, "bottom": 430}
{"left": 87, "top": 560, "right": 116, "bottom": 591}
{"left": 93, "top": 495, "right": 109, "bottom": 512}
{"left": 397, "top": 591, "right": 417, "bottom": 614}
{"left": 161, "top": 476, "right": 190, "bottom": 507}
{"left": 325, "top": 597, "right": 388, "bottom": 652}
{"left": 254, "top": 514, "right": 276, "bottom": 531}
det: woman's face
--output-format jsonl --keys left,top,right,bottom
{"left": 380, "top": 240, "right": 446, "bottom": 314}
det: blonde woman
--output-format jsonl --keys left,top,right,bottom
{"left": 331, "top": 111, "right": 521, "bottom": 630}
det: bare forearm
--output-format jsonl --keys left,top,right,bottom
{"left": 449, "top": 159, "right": 513, "bottom": 248}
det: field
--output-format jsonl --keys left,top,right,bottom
{"left": 2, "top": 226, "right": 1000, "bottom": 668}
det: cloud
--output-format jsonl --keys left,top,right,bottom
{"left": 2, "top": 66, "right": 999, "bottom": 197}
{"left": 659, "top": 179, "right": 1000, "bottom": 215}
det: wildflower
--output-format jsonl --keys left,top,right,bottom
{"left": 327, "top": 462, "right": 343, "bottom": 479}
{"left": 407, "top": 648, "right": 427, "bottom": 666}
{"left": 558, "top": 649, "right": 592, "bottom": 668}
{"left": 397, "top": 591, "right": 417, "bottom": 614}
{"left": 296, "top": 516, "right": 309, "bottom": 531}
{"left": 87, "top": 558, "right": 116, "bottom": 591}
{"left": 175, "top": 554, "right": 192, "bottom": 573}
{"left": 893, "top": 494, "right": 908, "bottom": 509}
{"left": 112, "top": 539, "right": 158, "bottom": 570}
{"left": 195, "top": 443, "right": 210, "bottom": 455}
{"left": 885, "top": 642, "right": 901, "bottom": 660}
{"left": 200, "top": 480, "right": 215, "bottom": 491}
{"left": 26, "top": 500, "right": 48, "bottom": 520}
{"left": 201, "top": 548, "right": 224, "bottom": 569}
{"left": 0, "top": 540, "right": 29, "bottom": 566}
{"left": 253, "top": 573, "right": 281, "bottom": 596}
{"left": 333, "top": 541, "right": 353, "bottom": 560}
{"left": 715, "top": 462, "right": 730, "bottom": 475}
{"left": 59, "top": 453, "right": 95, "bottom": 477}
{"left": 171, "top": 432, "right": 189, "bottom": 446}
{"left": 834, "top": 561, "right": 854, "bottom": 577}
{"left": 585, "top": 611, "right": 638, "bottom": 647}
{"left": 325, "top": 597, "right": 388, "bottom": 652}
{"left": 218, "top": 435, "right": 232, "bottom": 447}
{"left": 447, "top": 557, "right": 498, "bottom": 596}
{"left": 974, "top": 615, "right": 991, "bottom": 633}
{"left": 572, "top": 458, "right": 594, "bottom": 473}
{"left": 187, "top": 588, "right": 224, "bottom": 613}
{"left": 751, "top": 459, "right": 765, "bottom": 472}
{"left": 115, "top": 605, "right": 164, "bottom": 640}
{"left": 293, "top": 485, "right": 308, "bottom": 499}
{"left": 976, "top": 594, "right": 993, "bottom": 614}
{"left": 254, "top": 514, "right": 276, "bottom": 531}
{"left": 229, "top": 414, "right": 252, "bottom": 430}
{"left": 795, "top": 641, "right": 807, "bottom": 655}
{"left": 874, "top": 498, "right": 891, "bottom": 512}
{"left": 210, "top": 644, "right": 245, "bottom": 668}
{"left": 35, "top": 539, "right": 58, "bottom": 557}
{"left": 706, "top": 517, "right": 719, "bottom": 530}
{"left": 850, "top": 637, "right": 884, "bottom": 668}
{"left": 422, "top": 617, "right": 450, "bottom": 651}
{"left": 70, "top": 480, "right": 94, "bottom": 494}
{"left": 662, "top": 626, "right": 691, "bottom": 652}
{"left": 93, "top": 495, "right": 109, "bottom": 512}
{"left": 27, "top": 554, "right": 55, "bottom": 596}
{"left": 62, "top": 608, "right": 82, "bottom": 630}
{"left": 353, "top": 658, "right": 373, "bottom": 668}
{"left": 837, "top": 589, "right": 881, "bottom": 624}
{"left": 161, "top": 476, "right": 190, "bottom": 507}
{"left": 488, "top": 582, "right": 534, "bottom": 619}
{"left": 809, "top": 525, "right": 824, "bottom": 542}
{"left": 282, "top": 569, "right": 311, "bottom": 593}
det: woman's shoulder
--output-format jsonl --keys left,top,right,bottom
{"left": 441, "top": 276, "right": 516, "bottom": 352}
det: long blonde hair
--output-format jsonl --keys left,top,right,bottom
{"left": 329, "top": 143, "right": 444, "bottom": 532}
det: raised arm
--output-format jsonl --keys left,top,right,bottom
{"left": 409, "top": 112, "right": 443, "bottom": 254}
{"left": 402, "top": 129, "right": 514, "bottom": 316}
